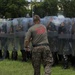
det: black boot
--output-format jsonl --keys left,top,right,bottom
{"left": 3, "top": 50, "right": 9, "bottom": 59}
{"left": 11, "top": 51, "right": 18, "bottom": 60}
{"left": 71, "top": 56, "right": 75, "bottom": 68}
{"left": 0, "top": 50, "right": 2, "bottom": 59}
{"left": 5, "top": 50, "right": 9, "bottom": 59}
{"left": 21, "top": 50, "right": 27, "bottom": 62}
{"left": 52, "top": 52, "right": 58, "bottom": 66}
{"left": 27, "top": 51, "right": 31, "bottom": 60}
{"left": 58, "top": 54, "right": 63, "bottom": 62}
{"left": 63, "top": 56, "right": 68, "bottom": 69}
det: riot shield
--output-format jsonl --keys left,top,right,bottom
{"left": 58, "top": 34, "right": 72, "bottom": 39}
{"left": 48, "top": 31, "right": 58, "bottom": 38}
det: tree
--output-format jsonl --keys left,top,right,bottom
{"left": 0, "top": 0, "right": 28, "bottom": 18}
{"left": 28, "top": 0, "right": 58, "bottom": 17}
{"left": 42, "top": 0, "right": 58, "bottom": 16}
{"left": 33, "top": 4, "right": 45, "bottom": 17}
{"left": 61, "top": 0, "right": 75, "bottom": 17}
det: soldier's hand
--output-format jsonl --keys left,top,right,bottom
{"left": 25, "top": 46, "right": 30, "bottom": 51}
{"left": 26, "top": 48, "right": 30, "bottom": 52}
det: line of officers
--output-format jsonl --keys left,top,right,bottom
{"left": 47, "top": 18, "right": 75, "bottom": 69}
{"left": 0, "top": 18, "right": 75, "bottom": 69}
{"left": 0, "top": 19, "right": 32, "bottom": 62}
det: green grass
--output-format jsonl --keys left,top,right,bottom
{"left": 0, "top": 60, "right": 33, "bottom": 75}
{"left": 0, "top": 60, "right": 75, "bottom": 75}
{"left": 0, "top": 51, "right": 75, "bottom": 75}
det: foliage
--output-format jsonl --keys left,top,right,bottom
{"left": 42, "top": 0, "right": 58, "bottom": 16}
{"left": 31, "top": 0, "right": 58, "bottom": 17}
{"left": 33, "top": 4, "right": 45, "bottom": 18}
{"left": 1, "top": 0, "right": 75, "bottom": 18}
{"left": 60, "top": 0, "right": 75, "bottom": 17}
{"left": 0, "top": 0, "right": 28, "bottom": 18}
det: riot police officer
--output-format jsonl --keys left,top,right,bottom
{"left": 10, "top": 19, "right": 18, "bottom": 60}
{"left": 47, "top": 17, "right": 58, "bottom": 66}
{"left": 71, "top": 19, "right": 75, "bottom": 68}
{"left": 0, "top": 26, "right": 2, "bottom": 59}
{"left": 1, "top": 20, "right": 9, "bottom": 59}
{"left": 58, "top": 21, "right": 72, "bottom": 69}
{"left": 18, "top": 18, "right": 31, "bottom": 62}
{"left": 18, "top": 18, "right": 28, "bottom": 61}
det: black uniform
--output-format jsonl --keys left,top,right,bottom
{"left": 10, "top": 19, "right": 19, "bottom": 60}
{"left": 18, "top": 24, "right": 27, "bottom": 61}
{"left": 71, "top": 22, "right": 75, "bottom": 67}
{"left": 1, "top": 22, "right": 9, "bottom": 59}
{"left": 0, "top": 27, "right": 2, "bottom": 59}
{"left": 18, "top": 18, "right": 31, "bottom": 61}
{"left": 58, "top": 22, "right": 72, "bottom": 69}
{"left": 47, "top": 22, "right": 58, "bottom": 66}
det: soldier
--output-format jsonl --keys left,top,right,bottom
{"left": 25, "top": 15, "right": 53, "bottom": 75}
{"left": 46, "top": 17, "right": 58, "bottom": 66}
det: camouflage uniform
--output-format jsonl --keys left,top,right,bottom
{"left": 25, "top": 24, "right": 53, "bottom": 75}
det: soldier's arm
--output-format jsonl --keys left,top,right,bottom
{"left": 24, "top": 29, "right": 32, "bottom": 48}
{"left": 24, "top": 40, "right": 30, "bottom": 48}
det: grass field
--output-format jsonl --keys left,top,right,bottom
{"left": 0, "top": 52, "right": 75, "bottom": 75}
{"left": 0, "top": 60, "right": 75, "bottom": 75}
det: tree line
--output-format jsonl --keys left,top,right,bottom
{"left": 0, "top": 0, "right": 75, "bottom": 18}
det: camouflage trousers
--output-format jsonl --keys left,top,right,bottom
{"left": 32, "top": 46, "right": 53, "bottom": 75}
